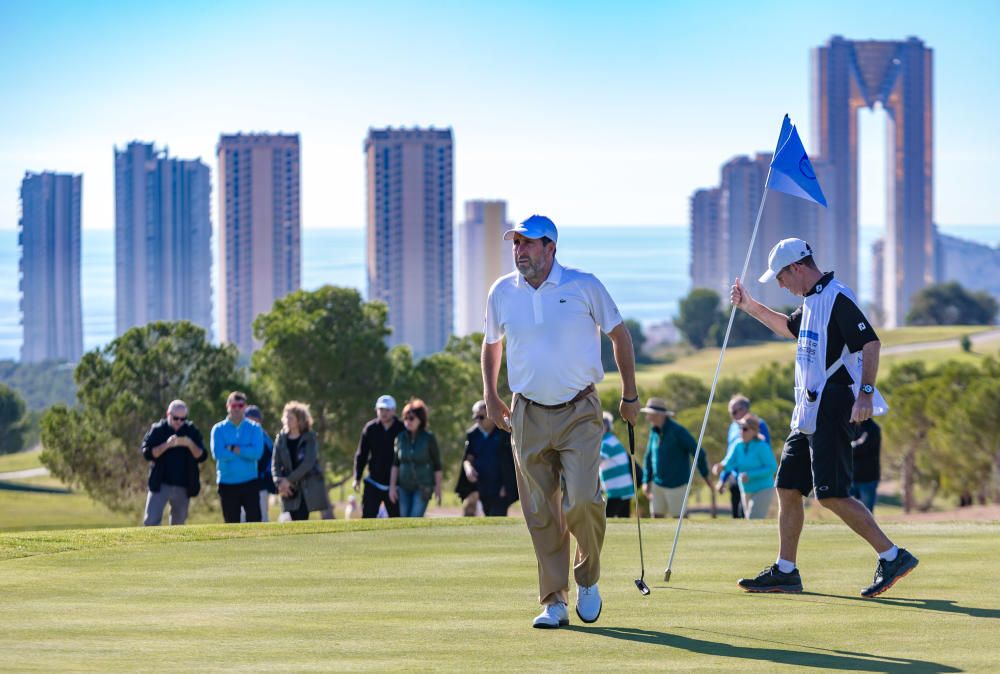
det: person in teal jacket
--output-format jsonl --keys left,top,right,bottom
{"left": 211, "top": 391, "right": 265, "bottom": 523}
{"left": 717, "top": 414, "right": 777, "bottom": 519}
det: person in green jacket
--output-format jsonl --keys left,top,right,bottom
{"left": 717, "top": 414, "right": 777, "bottom": 519}
{"left": 640, "top": 397, "right": 712, "bottom": 518}
{"left": 389, "top": 399, "right": 443, "bottom": 517}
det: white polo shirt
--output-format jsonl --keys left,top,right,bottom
{"left": 485, "top": 260, "right": 623, "bottom": 405}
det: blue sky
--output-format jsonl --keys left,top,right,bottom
{"left": 1, "top": 0, "right": 997, "bottom": 230}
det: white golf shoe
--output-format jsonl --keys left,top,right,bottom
{"left": 576, "top": 583, "right": 602, "bottom": 623}
{"left": 532, "top": 601, "right": 569, "bottom": 629}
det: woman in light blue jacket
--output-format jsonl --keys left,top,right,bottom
{"left": 718, "top": 414, "right": 777, "bottom": 519}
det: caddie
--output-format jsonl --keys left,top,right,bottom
{"left": 729, "top": 237, "right": 917, "bottom": 597}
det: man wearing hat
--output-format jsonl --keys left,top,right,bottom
{"left": 639, "top": 397, "right": 710, "bottom": 518}
{"left": 730, "top": 238, "right": 917, "bottom": 598}
{"left": 353, "top": 395, "right": 405, "bottom": 518}
{"left": 482, "top": 214, "right": 640, "bottom": 629}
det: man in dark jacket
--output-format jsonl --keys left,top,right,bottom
{"left": 142, "top": 399, "right": 207, "bottom": 525}
{"left": 849, "top": 418, "right": 881, "bottom": 513}
{"left": 460, "top": 400, "right": 518, "bottom": 516}
{"left": 245, "top": 405, "right": 277, "bottom": 522}
{"left": 353, "top": 395, "right": 404, "bottom": 518}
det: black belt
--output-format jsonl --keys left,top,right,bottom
{"left": 521, "top": 384, "right": 595, "bottom": 410}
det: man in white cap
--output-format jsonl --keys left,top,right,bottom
{"left": 482, "top": 214, "right": 640, "bottom": 628}
{"left": 730, "top": 238, "right": 917, "bottom": 598}
{"left": 353, "top": 394, "right": 404, "bottom": 518}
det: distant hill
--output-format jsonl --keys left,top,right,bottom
{"left": 0, "top": 360, "right": 76, "bottom": 411}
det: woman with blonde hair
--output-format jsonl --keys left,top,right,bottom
{"left": 389, "top": 399, "right": 443, "bottom": 517}
{"left": 716, "top": 414, "right": 777, "bottom": 519}
{"left": 272, "top": 401, "right": 331, "bottom": 521}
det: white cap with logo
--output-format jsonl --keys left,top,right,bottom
{"left": 503, "top": 214, "right": 558, "bottom": 243}
{"left": 758, "top": 238, "right": 814, "bottom": 283}
{"left": 375, "top": 395, "right": 397, "bottom": 410}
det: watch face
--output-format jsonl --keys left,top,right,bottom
{"left": 861, "top": 384, "right": 874, "bottom": 394}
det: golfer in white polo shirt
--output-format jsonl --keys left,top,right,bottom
{"left": 481, "top": 214, "right": 640, "bottom": 629}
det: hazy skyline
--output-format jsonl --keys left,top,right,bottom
{"left": 2, "top": 1, "right": 998, "bottom": 234}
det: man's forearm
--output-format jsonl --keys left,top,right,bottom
{"left": 609, "top": 324, "right": 638, "bottom": 399}
{"left": 743, "top": 299, "right": 795, "bottom": 339}
{"left": 481, "top": 340, "right": 503, "bottom": 399}
{"left": 861, "top": 340, "right": 881, "bottom": 385}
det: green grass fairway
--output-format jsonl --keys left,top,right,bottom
{"left": 2, "top": 519, "right": 997, "bottom": 672}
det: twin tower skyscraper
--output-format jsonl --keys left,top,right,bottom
{"left": 20, "top": 127, "right": 507, "bottom": 362}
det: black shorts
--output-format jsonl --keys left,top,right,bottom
{"left": 775, "top": 384, "right": 857, "bottom": 499}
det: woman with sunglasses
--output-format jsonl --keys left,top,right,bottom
{"left": 388, "top": 399, "right": 442, "bottom": 517}
{"left": 716, "top": 414, "right": 777, "bottom": 519}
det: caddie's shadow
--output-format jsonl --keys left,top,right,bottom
{"left": 805, "top": 593, "right": 1000, "bottom": 620}
{"left": 565, "top": 626, "right": 960, "bottom": 673}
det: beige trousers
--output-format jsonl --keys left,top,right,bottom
{"left": 649, "top": 483, "right": 687, "bottom": 518}
{"left": 510, "top": 391, "right": 606, "bottom": 606}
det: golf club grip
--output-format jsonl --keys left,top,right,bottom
{"left": 627, "top": 422, "right": 635, "bottom": 456}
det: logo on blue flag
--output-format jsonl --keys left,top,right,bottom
{"left": 766, "top": 115, "right": 827, "bottom": 207}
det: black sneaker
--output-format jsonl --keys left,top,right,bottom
{"left": 861, "top": 548, "right": 919, "bottom": 598}
{"left": 738, "top": 564, "right": 803, "bottom": 593}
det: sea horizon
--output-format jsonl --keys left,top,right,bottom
{"left": 2, "top": 223, "right": 998, "bottom": 362}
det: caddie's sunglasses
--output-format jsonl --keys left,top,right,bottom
{"left": 474, "top": 415, "right": 486, "bottom": 421}
{"left": 229, "top": 402, "right": 246, "bottom": 409}
{"left": 171, "top": 415, "right": 187, "bottom": 422}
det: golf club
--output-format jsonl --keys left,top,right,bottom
{"left": 627, "top": 423, "right": 651, "bottom": 595}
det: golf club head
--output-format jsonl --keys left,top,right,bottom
{"left": 663, "top": 569, "right": 672, "bottom": 582}
{"left": 635, "top": 578, "right": 651, "bottom": 595}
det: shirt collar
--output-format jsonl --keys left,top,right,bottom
{"left": 516, "top": 259, "right": 563, "bottom": 289}
{"left": 805, "top": 271, "right": 835, "bottom": 297}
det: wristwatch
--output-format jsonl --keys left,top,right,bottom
{"left": 860, "top": 384, "right": 874, "bottom": 395}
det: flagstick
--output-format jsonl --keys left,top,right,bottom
{"left": 664, "top": 179, "right": 771, "bottom": 581}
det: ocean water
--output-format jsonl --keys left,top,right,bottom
{"left": 2, "top": 224, "right": 998, "bottom": 361}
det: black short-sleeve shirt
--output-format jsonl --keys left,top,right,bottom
{"left": 786, "top": 272, "right": 879, "bottom": 385}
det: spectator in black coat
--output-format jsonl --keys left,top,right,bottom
{"left": 460, "top": 400, "right": 518, "bottom": 516}
{"left": 353, "top": 395, "right": 405, "bottom": 518}
{"left": 849, "top": 419, "right": 881, "bottom": 513}
{"left": 141, "top": 400, "right": 207, "bottom": 526}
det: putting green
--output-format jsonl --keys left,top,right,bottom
{"left": 1, "top": 518, "right": 997, "bottom": 672}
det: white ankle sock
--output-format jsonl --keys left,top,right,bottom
{"left": 878, "top": 545, "right": 899, "bottom": 562}
{"left": 775, "top": 558, "right": 796, "bottom": 573}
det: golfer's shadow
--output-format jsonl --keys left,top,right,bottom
{"left": 565, "top": 626, "right": 960, "bottom": 673}
{"left": 805, "top": 593, "right": 1000, "bottom": 620}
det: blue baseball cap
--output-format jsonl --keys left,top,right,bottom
{"left": 503, "top": 214, "right": 558, "bottom": 243}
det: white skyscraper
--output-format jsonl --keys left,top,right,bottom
{"left": 456, "top": 200, "right": 513, "bottom": 336}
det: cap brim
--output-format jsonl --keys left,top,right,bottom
{"left": 502, "top": 229, "right": 519, "bottom": 241}
{"left": 758, "top": 269, "right": 776, "bottom": 283}
{"left": 640, "top": 407, "right": 673, "bottom": 416}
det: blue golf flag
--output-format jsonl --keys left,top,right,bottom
{"left": 767, "top": 116, "right": 827, "bottom": 207}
